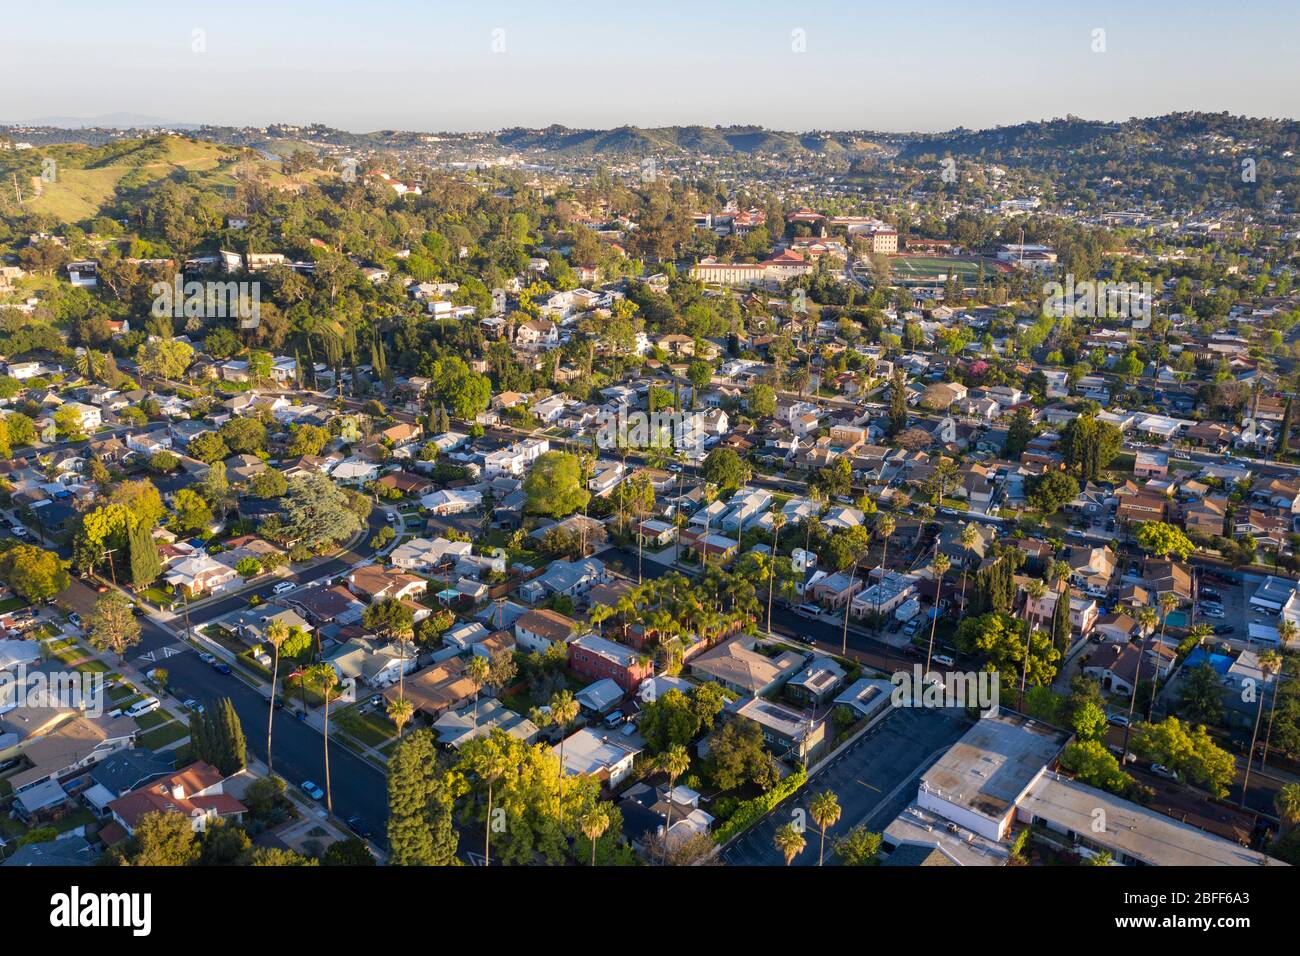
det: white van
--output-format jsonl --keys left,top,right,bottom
{"left": 794, "top": 603, "right": 821, "bottom": 620}
{"left": 126, "top": 697, "right": 161, "bottom": 718}
{"left": 932, "top": 654, "right": 956, "bottom": 668}
{"left": 272, "top": 580, "right": 296, "bottom": 595}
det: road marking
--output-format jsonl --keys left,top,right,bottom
{"left": 856, "top": 779, "right": 881, "bottom": 792}
{"left": 139, "top": 651, "right": 156, "bottom": 662}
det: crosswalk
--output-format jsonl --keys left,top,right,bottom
{"left": 137, "top": 643, "right": 190, "bottom": 664}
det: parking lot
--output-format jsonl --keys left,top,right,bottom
{"left": 720, "top": 706, "right": 972, "bottom": 866}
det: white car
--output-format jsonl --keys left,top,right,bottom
{"left": 272, "top": 580, "right": 297, "bottom": 595}
{"left": 125, "top": 697, "right": 161, "bottom": 718}
{"left": 932, "top": 654, "right": 956, "bottom": 668}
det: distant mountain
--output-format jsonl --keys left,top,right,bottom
{"left": 7, "top": 112, "right": 200, "bottom": 130}
{"left": 491, "top": 124, "right": 878, "bottom": 157}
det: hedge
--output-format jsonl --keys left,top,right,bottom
{"left": 712, "top": 767, "right": 808, "bottom": 846}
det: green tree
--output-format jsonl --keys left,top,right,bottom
{"left": 0, "top": 544, "right": 71, "bottom": 603}
{"left": 1130, "top": 717, "right": 1236, "bottom": 798}
{"left": 1135, "top": 521, "right": 1194, "bottom": 561}
{"left": 834, "top": 824, "right": 882, "bottom": 865}
{"left": 171, "top": 488, "right": 214, "bottom": 535}
{"left": 702, "top": 447, "right": 751, "bottom": 492}
{"left": 126, "top": 517, "right": 162, "bottom": 588}
{"left": 523, "top": 451, "right": 590, "bottom": 518}
{"left": 809, "top": 789, "right": 841, "bottom": 866}
{"left": 387, "top": 728, "right": 460, "bottom": 865}
{"left": 86, "top": 590, "right": 141, "bottom": 661}
{"left": 774, "top": 821, "right": 806, "bottom": 866}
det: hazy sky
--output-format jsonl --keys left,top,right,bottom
{"left": 3, "top": 0, "right": 1298, "bottom": 132}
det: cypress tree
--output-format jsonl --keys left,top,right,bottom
{"left": 1052, "top": 584, "right": 1072, "bottom": 651}
{"left": 218, "top": 697, "right": 247, "bottom": 775}
{"left": 1279, "top": 398, "right": 1293, "bottom": 457}
{"left": 387, "top": 729, "right": 458, "bottom": 865}
{"left": 127, "top": 519, "right": 162, "bottom": 588}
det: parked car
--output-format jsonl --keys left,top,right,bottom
{"left": 198, "top": 653, "right": 217, "bottom": 666}
{"left": 932, "top": 654, "right": 956, "bottom": 667}
{"left": 1199, "top": 606, "right": 1226, "bottom": 619}
{"left": 301, "top": 780, "right": 325, "bottom": 801}
{"left": 125, "top": 697, "right": 161, "bottom": 718}
{"left": 345, "top": 816, "right": 372, "bottom": 840}
{"left": 1108, "top": 713, "right": 1130, "bottom": 728}
{"left": 1213, "top": 624, "right": 1236, "bottom": 635}
{"left": 272, "top": 580, "right": 296, "bottom": 595}
{"left": 212, "top": 662, "right": 232, "bottom": 675}
{"left": 1149, "top": 763, "right": 1178, "bottom": 781}
{"left": 182, "top": 699, "right": 204, "bottom": 714}
{"left": 1200, "top": 587, "right": 1223, "bottom": 601}
{"left": 67, "top": 612, "right": 82, "bottom": 627}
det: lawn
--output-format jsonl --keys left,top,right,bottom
{"left": 137, "top": 721, "right": 189, "bottom": 751}
{"left": 134, "top": 709, "right": 172, "bottom": 731}
{"left": 334, "top": 705, "right": 397, "bottom": 748}
{"left": 0, "top": 597, "right": 29, "bottom": 614}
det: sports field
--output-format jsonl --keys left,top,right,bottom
{"left": 888, "top": 255, "right": 1010, "bottom": 283}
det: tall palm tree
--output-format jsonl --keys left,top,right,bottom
{"left": 840, "top": 549, "right": 861, "bottom": 658}
{"left": 466, "top": 654, "right": 490, "bottom": 720}
{"left": 958, "top": 524, "right": 979, "bottom": 617}
{"left": 699, "top": 482, "right": 718, "bottom": 572}
{"left": 1275, "top": 782, "right": 1300, "bottom": 835}
{"left": 874, "top": 514, "right": 896, "bottom": 620}
{"left": 312, "top": 663, "right": 339, "bottom": 815}
{"left": 1150, "top": 593, "right": 1179, "bottom": 720}
{"left": 925, "top": 553, "right": 950, "bottom": 672}
{"left": 1262, "top": 621, "right": 1295, "bottom": 766}
{"left": 581, "top": 804, "right": 611, "bottom": 867}
{"left": 766, "top": 509, "right": 786, "bottom": 635}
{"left": 474, "top": 747, "right": 507, "bottom": 867}
{"left": 387, "top": 695, "right": 414, "bottom": 738}
{"left": 548, "top": 690, "right": 580, "bottom": 831}
{"left": 1242, "top": 650, "right": 1281, "bottom": 809}
{"left": 774, "top": 822, "right": 806, "bottom": 866}
{"left": 264, "top": 619, "right": 289, "bottom": 778}
{"left": 1122, "top": 606, "right": 1159, "bottom": 758}
{"left": 1020, "top": 579, "right": 1048, "bottom": 711}
{"left": 656, "top": 744, "right": 691, "bottom": 864}
{"left": 589, "top": 603, "right": 613, "bottom": 637}
{"left": 809, "top": 790, "right": 841, "bottom": 866}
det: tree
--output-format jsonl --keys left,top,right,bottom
{"left": 1130, "top": 717, "right": 1236, "bottom": 798}
{"left": 121, "top": 811, "right": 201, "bottom": 866}
{"left": 958, "top": 524, "right": 980, "bottom": 616}
{"left": 1135, "top": 521, "right": 1194, "bottom": 561}
{"left": 749, "top": 383, "right": 776, "bottom": 417}
{"left": 135, "top": 337, "right": 195, "bottom": 380}
{"left": 1060, "top": 414, "right": 1122, "bottom": 481}
{"left": 86, "top": 591, "right": 141, "bottom": 661}
{"left": 545, "top": 689, "right": 580, "bottom": 831}
{"left": 54, "top": 404, "right": 88, "bottom": 440}
{"left": 1050, "top": 580, "right": 1071, "bottom": 651}
{"left": 873, "top": 514, "right": 896, "bottom": 617}
{"left": 283, "top": 473, "right": 363, "bottom": 552}
{"left": 523, "top": 451, "right": 590, "bottom": 518}
{"left": 387, "top": 695, "right": 415, "bottom": 739}
{"left": 219, "top": 417, "right": 267, "bottom": 455}
{"left": 126, "top": 518, "right": 162, "bottom": 588}
{"left": 235, "top": 557, "right": 262, "bottom": 578}
{"left": 213, "top": 697, "right": 247, "bottom": 776}
{"left": 286, "top": 424, "right": 330, "bottom": 457}
{"left": 774, "top": 822, "right": 806, "bottom": 866}
{"left": 656, "top": 744, "right": 692, "bottom": 864}
{"left": 834, "top": 825, "right": 882, "bottom": 865}
{"left": 188, "top": 432, "right": 230, "bottom": 464}
{"left": 1003, "top": 406, "right": 1036, "bottom": 460}
{"left": 323, "top": 837, "right": 376, "bottom": 866}
{"left": 171, "top": 488, "right": 214, "bottom": 535}
{"left": 1059, "top": 739, "right": 1133, "bottom": 794}
{"left": 249, "top": 470, "right": 288, "bottom": 499}
{"left": 707, "top": 717, "right": 778, "bottom": 792}
{"left": 809, "top": 789, "right": 841, "bottom": 866}
{"left": 702, "top": 447, "right": 751, "bottom": 492}
{"left": 1027, "top": 471, "right": 1080, "bottom": 515}
{"left": 925, "top": 552, "right": 950, "bottom": 670}
{"left": 387, "top": 729, "right": 459, "bottom": 865}
{"left": 1276, "top": 783, "right": 1300, "bottom": 835}
{"left": 0, "top": 544, "right": 70, "bottom": 603}
{"left": 580, "top": 804, "right": 612, "bottom": 867}
{"left": 310, "top": 663, "right": 340, "bottom": 813}
{"left": 887, "top": 368, "right": 909, "bottom": 436}
{"left": 264, "top": 620, "right": 289, "bottom": 777}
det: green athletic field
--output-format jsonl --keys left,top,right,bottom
{"left": 888, "top": 255, "right": 1008, "bottom": 283}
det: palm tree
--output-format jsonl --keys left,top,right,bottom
{"left": 874, "top": 514, "right": 895, "bottom": 620}
{"left": 1122, "top": 607, "right": 1159, "bottom": 758}
{"left": 840, "top": 549, "right": 860, "bottom": 658}
{"left": 1262, "top": 621, "right": 1295, "bottom": 767}
{"left": 387, "top": 695, "right": 414, "bottom": 738}
{"left": 766, "top": 509, "right": 786, "bottom": 634}
{"left": 474, "top": 748, "right": 507, "bottom": 867}
{"left": 466, "top": 654, "right": 490, "bottom": 720}
{"left": 1020, "top": 579, "right": 1048, "bottom": 711}
{"left": 548, "top": 690, "right": 580, "bottom": 831}
{"left": 264, "top": 619, "right": 289, "bottom": 778}
{"left": 312, "top": 663, "right": 339, "bottom": 815}
{"left": 581, "top": 804, "right": 611, "bottom": 867}
{"left": 808, "top": 790, "right": 841, "bottom": 866}
{"left": 656, "top": 744, "right": 691, "bottom": 864}
{"left": 1150, "top": 592, "right": 1179, "bottom": 720}
{"left": 958, "top": 524, "right": 979, "bottom": 616}
{"left": 925, "top": 553, "right": 950, "bottom": 672}
{"left": 699, "top": 482, "right": 718, "bottom": 572}
{"left": 589, "top": 603, "right": 613, "bottom": 637}
{"left": 774, "top": 822, "right": 806, "bottom": 866}
{"left": 1275, "top": 782, "right": 1300, "bottom": 835}
{"left": 1242, "top": 650, "right": 1281, "bottom": 809}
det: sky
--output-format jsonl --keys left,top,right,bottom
{"left": 2, "top": 0, "right": 1298, "bottom": 133}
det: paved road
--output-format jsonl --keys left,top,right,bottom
{"left": 721, "top": 706, "right": 972, "bottom": 866}
{"left": 56, "top": 506, "right": 397, "bottom": 847}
